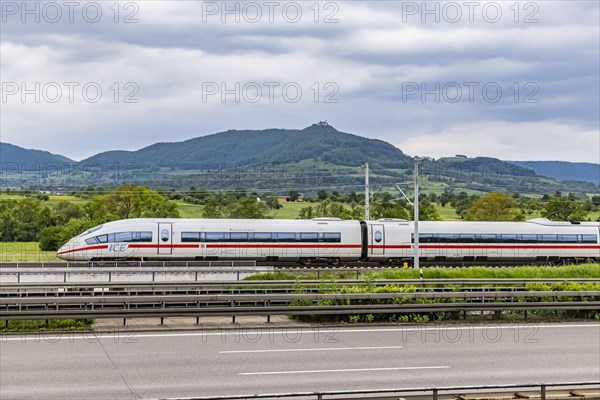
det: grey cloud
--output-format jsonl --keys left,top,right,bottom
{"left": 1, "top": 0, "right": 598, "bottom": 162}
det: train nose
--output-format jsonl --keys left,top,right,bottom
{"left": 56, "top": 241, "right": 79, "bottom": 260}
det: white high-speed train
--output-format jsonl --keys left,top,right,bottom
{"left": 56, "top": 218, "right": 600, "bottom": 264}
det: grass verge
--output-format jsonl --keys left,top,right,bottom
{"left": 0, "top": 319, "right": 94, "bottom": 333}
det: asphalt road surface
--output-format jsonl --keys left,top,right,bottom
{"left": 1, "top": 323, "right": 599, "bottom": 399}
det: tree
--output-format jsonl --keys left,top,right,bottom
{"left": 541, "top": 196, "right": 587, "bottom": 221}
{"left": 408, "top": 199, "right": 441, "bottom": 221}
{"left": 465, "top": 192, "right": 520, "bottom": 221}
{"left": 86, "top": 185, "right": 180, "bottom": 220}
{"left": 51, "top": 201, "right": 84, "bottom": 225}
{"left": 202, "top": 201, "right": 224, "bottom": 218}
{"left": 451, "top": 192, "right": 475, "bottom": 219}
{"left": 288, "top": 191, "right": 300, "bottom": 202}
{"left": 39, "top": 218, "right": 98, "bottom": 251}
{"left": 0, "top": 199, "right": 18, "bottom": 241}
{"left": 225, "top": 197, "right": 270, "bottom": 219}
{"left": 8, "top": 198, "right": 42, "bottom": 241}
{"left": 439, "top": 191, "right": 454, "bottom": 207}
{"left": 298, "top": 206, "right": 314, "bottom": 219}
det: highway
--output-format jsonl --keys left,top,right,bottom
{"left": 1, "top": 323, "right": 599, "bottom": 399}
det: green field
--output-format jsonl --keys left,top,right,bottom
{"left": 0, "top": 242, "right": 60, "bottom": 262}
{"left": 174, "top": 201, "right": 204, "bottom": 218}
{"left": 269, "top": 202, "right": 310, "bottom": 219}
{"left": 433, "top": 204, "right": 461, "bottom": 220}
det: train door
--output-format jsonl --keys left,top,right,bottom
{"left": 158, "top": 223, "right": 173, "bottom": 255}
{"left": 370, "top": 224, "right": 385, "bottom": 255}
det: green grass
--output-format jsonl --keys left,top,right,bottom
{"left": 175, "top": 201, "right": 205, "bottom": 218}
{"left": 269, "top": 202, "right": 311, "bottom": 219}
{"left": 0, "top": 319, "right": 94, "bottom": 333}
{"left": 249, "top": 264, "right": 600, "bottom": 281}
{"left": 588, "top": 211, "right": 600, "bottom": 221}
{"left": 0, "top": 242, "right": 60, "bottom": 262}
{"left": 433, "top": 204, "right": 461, "bottom": 220}
{"left": 366, "top": 264, "right": 600, "bottom": 280}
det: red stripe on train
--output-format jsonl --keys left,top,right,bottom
{"left": 56, "top": 245, "right": 109, "bottom": 255}
{"left": 206, "top": 244, "right": 362, "bottom": 249}
{"left": 128, "top": 244, "right": 200, "bottom": 249}
{"left": 58, "top": 243, "right": 361, "bottom": 254}
{"left": 368, "top": 245, "right": 600, "bottom": 250}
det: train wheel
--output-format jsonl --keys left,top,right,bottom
{"left": 327, "top": 258, "right": 340, "bottom": 266}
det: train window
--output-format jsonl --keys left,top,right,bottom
{"left": 374, "top": 231, "right": 382, "bottom": 243}
{"left": 417, "top": 234, "right": 435, "bottom": 243}
{"left": 322, "top": 233, "right": 341, "bottom": 242}
{"left": 96, "top": 234, "right": 108, "bottom": 243}
{"left": 301, "top": 233, "right": 319, "bottom": 242}
{"left": 161, "top": 229, "right": 170, "bottom": 242}
{"left": 276, "top": 232, "right": 296, "bottom": 242}
{"left": 581, "top": 234, "right": 597, "bottom": 243}
{"left": 182, "top": 232, "right": 201, "bottom": 242}
{"left": 78, "top": 225, "right": 103, "bottom": 237}
{"left": 500, "top": 234, "right": 518, "bottom": 243}
{"left": 85, "top": 237, "right": 98, "bottom": 245}
{"left": 230, "top": 232, "right": 248, "bottom": 241}
{"left": 478, "top": 234, "right": 497, "bottom": 243}
{"left": 560, "top": 234, "right": 578, "bottom": 243}
{"left": 459, "top": 234, "right": 476, "bottom": 243}
{"left": 114, "top": 232, "right": 133, "bottom": 243}
{"left": 205, "top": 232, "right": 224, "bottom": 242}
{"left": 137, "top": 232, "right": 153, "bottom": 242}
{"left": 539, "top": 234, "right": 558, "bottom": 243}
{"left": 521, "top": 234, "right": 537, "bottom": 243}
{"left": 437, "top": 234, "right": 455, "bottom": 243}
{"left": 254, "top": 232, "right": 273, "bottom": 241}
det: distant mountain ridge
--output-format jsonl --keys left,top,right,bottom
{"left": 507, "top": 161, "right": 599, "bottom": 185}
{"left": 0, "top": 142, "right": 74, "bottom": 166}
{"left": 80, "top": 124, "right": 413, "bottom": 169}
{"left": 1, "top": 125, "right": 598, "bottom": 195}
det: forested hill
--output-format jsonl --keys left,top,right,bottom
{"left": 80, "top": 124, "right": 413, "bottom": 169}
{"left": 2, "top": 125, "right": 598, "bottom": 195}
{"left": 0, "top": 142, "right": 74, "bottom": 166}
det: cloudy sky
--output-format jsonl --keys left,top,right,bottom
{"left": 1, "top": 1, "right": 599, "bottom": 163}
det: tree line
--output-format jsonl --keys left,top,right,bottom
{"left": 0, "top": 185, "right": 180, "bottom": 251}
{"left": 0, "top": 185, "right": 597, "bottom": 251}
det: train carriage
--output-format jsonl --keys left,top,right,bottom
{"left": 57, "top": 218, "right": 363, "bottom": 263}
{"left": 362, "top": 218, "right": 600, "bottom": 263}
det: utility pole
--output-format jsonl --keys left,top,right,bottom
{"left": 364, "top": 162, "right": 370, "bottom": 220}
{"left": 413, "top": 156, "right": 420, "bottom": 270}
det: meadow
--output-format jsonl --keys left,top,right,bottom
{"left": 0, "top": 242, "right": 60, "bottom": 262}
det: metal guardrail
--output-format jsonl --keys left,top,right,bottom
{"left": 1, "top": 280, "right": 599, "bottom": 305}
{"left": 0, "top": 266, "right": 273, "bottom": 283}
{"left": 152, "top": 382, "right": 600, "bottom": 400}
{"left": 0, "top": 261, "right": 258, "bottom": 268}
{"left": 2, "top": 274, "right": 599, "bottom": 286}
{"left": 1, "top": 290, "right": 598, "bottom": 322}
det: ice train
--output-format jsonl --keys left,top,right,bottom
{"left": 56, "top": 218, "right": 600, "bottom": 264}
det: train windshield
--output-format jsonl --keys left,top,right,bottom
{"left": 77, "top": 225, "right": 104, "bottom": 237}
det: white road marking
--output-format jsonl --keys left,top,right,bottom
{"left": 1, "top": 324, "right": 598, "bottom": 342}
{"left": 239, "top": 365, "right": 450, "bottom": 375}
{"left": 220, "top": 345, "right": 403, "bottom": 354}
